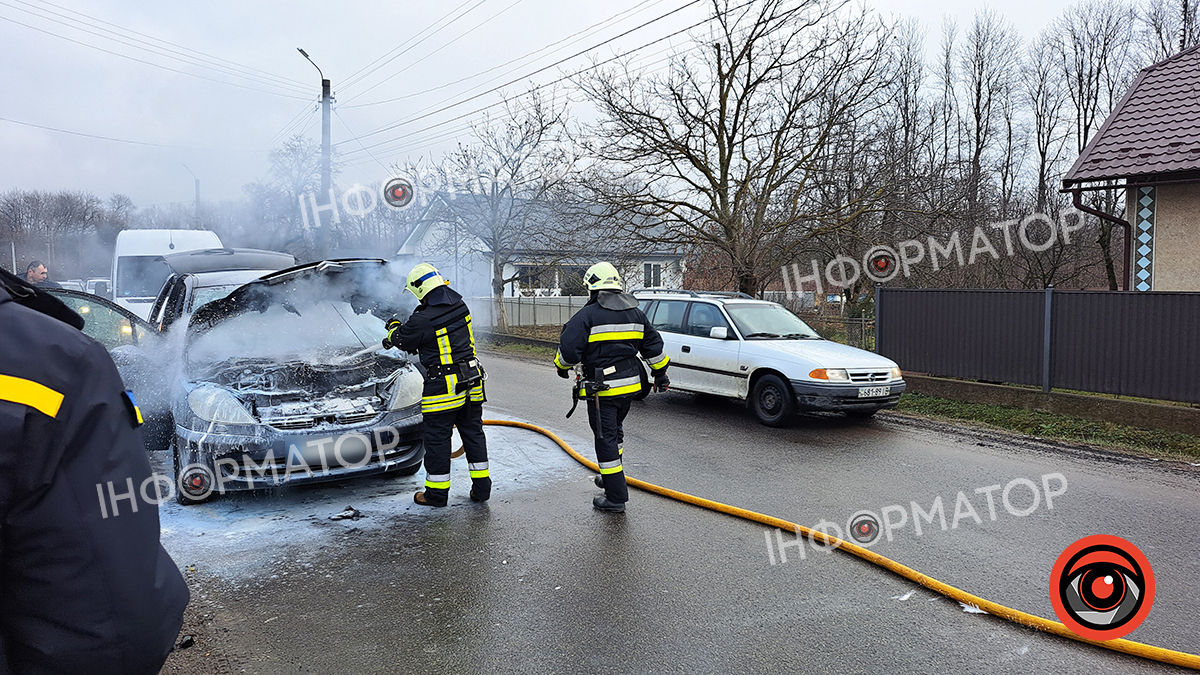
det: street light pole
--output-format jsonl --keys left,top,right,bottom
{"left": 182, "top": 164, "right": 199, "bottom": 227}
{"left": 298, "top": 47, "right": 332, "bottom": 258}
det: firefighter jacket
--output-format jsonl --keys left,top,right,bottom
{"left": 390, "top": 284, "right": 485, "bottom": 414}
{"left": 0, "top": 269, "right": 189, "bottom": 675}
{"left": 554, "top": 291, "right": 670, "bottom": 398}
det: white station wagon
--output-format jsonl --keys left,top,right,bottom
{"left": 634, "top": 291, "right": 905, "bottom": 426}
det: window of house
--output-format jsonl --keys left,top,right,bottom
{"left": 516, "top": 265, "right": 543, "bottom": 290}
{"left": 644, "top": 262, "right": 661, "bottom": 287}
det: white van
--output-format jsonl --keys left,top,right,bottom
{"left": 112, "top": 229, "right": 221, "bottom": 320}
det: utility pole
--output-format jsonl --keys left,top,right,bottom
{"left": 299, "top": 47, "right": 333, "bottom": 259}
{"left": 183, "top": 164, "right": 200, "bottom": 228}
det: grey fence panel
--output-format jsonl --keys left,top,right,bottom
{"left": 879, "top": 287, "right": 1200, "bottom": 404}
{"left": 877, "top": 289, "right": 1043, "bottom": 386}
{"left": 1051, "top": 291, "right": 1200, "bottom": 403}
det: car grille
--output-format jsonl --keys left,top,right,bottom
{"left": 849, "top": 370, "right": 891, "bottom": 383}
{"left": 269, "top": 416, "right": 316, "bottom": 430}
{"left": 265, "top": 410, "right": 381, "bottom": 431}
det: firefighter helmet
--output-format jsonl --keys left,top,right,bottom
{"left": 584, "top": 261, "right": 622, "bottom": 291}
{"left": 406, "top": 263, "right": 446, "bottom": 300}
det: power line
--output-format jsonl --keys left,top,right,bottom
{"left": 341, "top": 0, "right": 672, "bottom": 109}
{"left": 0, "top": 114, "right": 254, "bottom": 151}
{"left": 338, "top": 27, "right": 692, "bottom": 166}
{"left": 340, "top": 0, "right": 490, "bottom": 92}
{"left": 339, "top": 0, "right": 707, "bottom": 148}
{"left": 334, "top": 109, "right": 390, "bottom": 173}
{"left": 339, "top": 0, "right": 527, "bottom": 105}
{"left": 0, "top": 11, "right": 310, "bottom": 99}
{"left": 14, "top": 0, "right": 310, "bottom": 92}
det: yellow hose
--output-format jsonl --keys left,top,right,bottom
{"left": 483, "top": 418, "right": 1200, "bottom": 670}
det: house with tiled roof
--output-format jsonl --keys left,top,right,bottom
{"left": 1062, "top": 45, "right": 1200, "bottom": 292}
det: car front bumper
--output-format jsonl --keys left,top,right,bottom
{"left": 788, "top": 379, "right": 906, "bottom": 412}
{"left": 175, "top": 410, "right": 424, "bottom": 493}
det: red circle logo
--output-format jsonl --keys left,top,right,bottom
{"left": 1049, "top": 534, "right": 1154, "bottom": 641}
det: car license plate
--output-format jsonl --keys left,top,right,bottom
{"left": 858, "top": 386, "right": 889, "bottom": 398}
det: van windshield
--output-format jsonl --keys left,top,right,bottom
{"left": 116, "top": 256, "right": 172, "bottom": 298}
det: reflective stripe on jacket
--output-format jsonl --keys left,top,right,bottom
{"left": 554, "top": 294, "right": 669, "bottom": 398}
{"left": 390, "top": 285, "right": 485, "bottom": 413}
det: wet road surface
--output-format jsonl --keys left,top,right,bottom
{"left": 159, "top": 350, "right": 1200, "bottom": 674}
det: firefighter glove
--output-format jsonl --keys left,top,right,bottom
{"left": 557, "top": 367, "right": 570, "bottom": 379}
{"left": 654, "top": 373, "right": 670, "bottom": 392}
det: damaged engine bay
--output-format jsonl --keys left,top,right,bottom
{"left": 195, "top": 350, "right": 419, "bottom": 431}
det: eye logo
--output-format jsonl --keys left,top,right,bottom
{"left": 847, "top": 510, "right": 881, "bottom": 546}
{"left": 1050, "top": 534, "right": 1155, "bottom": 641}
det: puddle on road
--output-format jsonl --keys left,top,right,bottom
{"left": 158, "top": 418, "right": 586, "bottom": 580}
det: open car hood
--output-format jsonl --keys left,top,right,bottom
{"left": 187, "top": 259, "right": 412, "bottom": 338}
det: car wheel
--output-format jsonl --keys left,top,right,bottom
{"left": 846, "top": 409, "right": 879, "bottom": 419}
{"left": 394, "top": 462, "right": 422, "bottom": 477}
{"left": 751, "top": 373, "right": 795, "bottom": 427}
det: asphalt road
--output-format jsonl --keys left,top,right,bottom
{"left": 159, "top": 349, "right": 1200, "bottom": 674}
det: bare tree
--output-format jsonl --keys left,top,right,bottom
{"left": 426, "top": 90, "right": 576, "bottom": 331}
{"left": 576, "top": 0, "right": 892, "bottom": 296}
{"left": 1024, "top": 30, "right": 1069, "bottom": 214}
{"left": 1054, "top": 0, "right": 1137, "bottom": 289}
{"left": 1138, "top": 0, "right": 1200, "bottom": 61}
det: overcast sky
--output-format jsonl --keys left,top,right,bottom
{"left": 1, "top": 0, "right": 1074, "bottom": 208}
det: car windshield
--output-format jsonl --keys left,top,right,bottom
{"left": 115, "top": 256, "right": 172, "bottom": 298}
{"left": 724, "top": 303, "right": 821, "bottom": 339}
{"left": 187, "top": 300, "right": 386, "bottom": 367}
{"left": 189, "top": 284, "right": 245, "bottom": 312}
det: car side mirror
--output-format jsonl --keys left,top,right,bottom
{"left": 709, "top": 326, "right": 728, "bottom": 339}
{"left": 94, "top": 281, "right": 109, "bottom": 298}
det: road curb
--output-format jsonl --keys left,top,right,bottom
{"left": 904, "top": 374, "right": 1200, "bottom": 436}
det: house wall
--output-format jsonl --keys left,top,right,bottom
{"left": 1152, "top": 181, "right": 1200, "bottom": 291}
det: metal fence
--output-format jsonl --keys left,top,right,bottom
{"left": 877, "top": 287, "right": 1200, "bottom": 404}
{"left": 474, "top": 293, "right": 877, "bottom": 350}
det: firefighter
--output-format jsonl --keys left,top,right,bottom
{"left": 384, "top": 263, "right": 489, "bottom": 507}
{"left": 0, "top": 267, "right": 189, "bottom": 674}
{"left": 554, "top": 261, "right": 670, "bottom": 513}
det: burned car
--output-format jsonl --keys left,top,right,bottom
{"left": 173, "top": 259, "right": 425, "bottom": 505}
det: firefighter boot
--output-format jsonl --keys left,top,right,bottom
{"left": 594, "top": 474, "right": 605, "bottom": 489}
{"left": 470, "top": 477, "right": 492, "bottom": 503}
{"left": 414, "top": 488, "right": 449, "bottom": 507}
{"left": 592, "top": 496, "right": 625, "bottom": 513}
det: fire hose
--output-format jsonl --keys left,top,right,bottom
{"left": 480, "top": 418, "right": 1200, "bottom": 670}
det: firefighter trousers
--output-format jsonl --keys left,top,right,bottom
{"left": 587, "top": 396, "right": 631, "bottom": 503}
{"left": 421, "top": 401, "right": 490, "bottom": 505}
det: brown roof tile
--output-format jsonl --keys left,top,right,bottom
{"left": 1063, "top": 45, "right": 1200, "bottom": 185}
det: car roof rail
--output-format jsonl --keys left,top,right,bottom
{"left": 635, "top": 288, "right": 755, "bottom": 299}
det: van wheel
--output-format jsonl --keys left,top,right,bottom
{"left": 751, "top": 374, "right": 795, "bottom": 427}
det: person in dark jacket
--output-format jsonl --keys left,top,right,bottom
{"left": 554, "top": 262, "right": 670, "bottom": 513}
{"left": 384, "top": 263, "right": 489, "bottom": 507}
{"left": 0, "top": 267, "right": 189, "bottom": 675}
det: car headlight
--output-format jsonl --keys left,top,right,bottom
{"left": 889, "top": 367, "right": 902, "bottom": 380}
{"left": 388, "top": 369, "right": 423, "bottom": 410}
{"left": 809, "top": 368, "right": 850, "bottom": 382}
{"left": 188, "top": 387, "right": 257, "bottom": 424}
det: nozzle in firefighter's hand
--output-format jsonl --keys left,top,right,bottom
{"left": 654, "top": 373, "right": 670, "bottom": 393}
{"left": 382, "top": 317, "right": 403, "bottom": 349}
{"left": 557, "top": 367, "right": 570, "bottom": 379}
